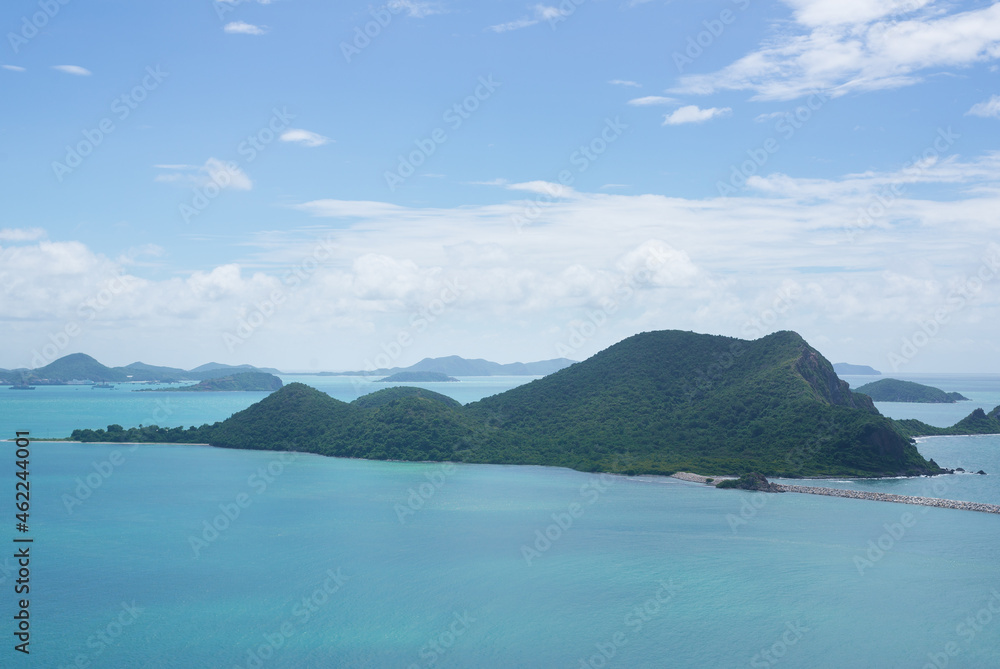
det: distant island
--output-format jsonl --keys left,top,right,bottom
{"left": 309, "top": 355, "right": 576, "bottom": 377}
{"left": 67, "top": 329, "right": 999, "bottom": 479}
{"left": 855, "top": 378, "right": 968, "bottom": 403}
{"left": 376, "top": 371, "right": 458, "bottom": 383}
{"left": 834, "top": 363, "right": 881, "bottom": 375}
{"left": 138, "top": 372, "right": 283, "bottom": 392}
{"left": 0, "top": 352, "right": 281, "bottom": 386}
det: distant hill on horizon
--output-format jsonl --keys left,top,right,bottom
{"left": 317, "top": 355, "right": 576, "bottom": 377}
{"left": 834, "top": 362, "right": 881, "bottom": 375}
{"left": 0, "top": 353, "right": 282, "bottom": 385}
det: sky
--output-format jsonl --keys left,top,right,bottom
{"left": 1, "top": 0, "right": 999, "bottom": 373}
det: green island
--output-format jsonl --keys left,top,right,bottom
{"left": 376, "top": 371, "right": 458, "bottom": 383}
{"left": 67, "top": 330, "right": 1000, "bottom": 478}
{"left": 854, "top": 378, "right": 968, "bottom": 403}
{"left": 137, "top": 372, "right": 284, "bottom": 392}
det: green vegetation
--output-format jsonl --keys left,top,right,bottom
{"left": 855, "top": 378, "right": 968, "bottom": 403}
{"left": 3, "top": 352, "right": 281, "bottom": 385}
{"left": 139, "top": 372, "right": 283, "bottom": 392}
{"left": 892, "top": 406, "right": 1000, "bottom": 439}
{"left": 376, "top": 371, "right": 458, "bottom": 383}
{"left": 69, "top": 330, "right": 957, "bottom": 478}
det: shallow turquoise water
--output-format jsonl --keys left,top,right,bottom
{"left": 2, "top": 374, "right": 999, "bottom": 667}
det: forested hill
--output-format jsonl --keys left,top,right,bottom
{"left": 854, "top": 378, "right": 968, "bottom": 403}
{"left": 70, "top": 329, "right": 952, "bottom": 478}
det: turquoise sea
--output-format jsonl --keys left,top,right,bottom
{"left": 2, "top": 374, "right": 1000, "bottom": 667}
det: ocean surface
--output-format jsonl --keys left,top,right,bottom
{"left": 2, "top": 374, "right": 1000, "bottom": 667}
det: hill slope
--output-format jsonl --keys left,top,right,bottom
{"left": 464, "top": 330, "right": 931, "bottom": 476}
{"left": 855, "top": 378, "right": 968, "bottom": 403}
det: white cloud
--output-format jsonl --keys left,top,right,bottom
{"left": 627, "top": 96, "right": 677, "bottom": 106}
{"left": 967, "top": 95, "right": 1000, "bottom": 118}
{"left": 154, "top": 158, "right": 253, "bottom": 191}
{"left": 224, "top": 21, "right": 267, "bottom": 35}
{"left": 52, "top": 65, "right": 91, "bottom": 76}
{"left": 673, "top": 1, "right": 1000, "bottom": 100}
{"left": 6, "top": 148, "right": 1000, "bottom": 371}
{"left": 280, "top": 129, "right": 332, "bottom": 147}
{"left": 2, "top": 65, "right": 25, "bottom": 72}
{"left": 489, "top": 5, "right": 568, "bottom": 32}
{"left": 0, "top": 228, "right": 46, "bottom": 242}
{"left": 389, "top": 0, "right": 442, "bottom": 18}
{"left": 663, "top": 105, "right": 731, "bottom": 125}
{"left": 609, "top": 80, "right": 641, "bottom": 88}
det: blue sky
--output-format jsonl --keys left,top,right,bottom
{"left": 2, "top": 0, "right": 999, "bottom": 372}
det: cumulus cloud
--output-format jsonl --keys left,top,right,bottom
{"left": 663, "top": 105, "right": 731, "bottom": 125}
{"left": 280, "top": 129, "right": 331, "bottom": 147}
{"left": 154, "top": 158, "right": 253, "bottom": 191}
{"left": 967, "top": 95, "right": 1000, "bottom": 118}
{"left": 489, "top": 5, "right": 568, "bottom": 32}
{"left": 673, "top": 1, "right": 1000, "bottom": 100}
{"left": 628, "top": 96, "right": 677, "bottom": 106}
{"left": 224, "top": 21, "right": 267, "bottom": 35}
{"left": 52, "top": 65, "right": 91, "bottom": 76}
{"left": 0, "top": 228, "right": 46, "bottom": 242}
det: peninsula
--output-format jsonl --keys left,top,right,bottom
{"left": 68, "top": 329, "right": 1000, "bottom": 478}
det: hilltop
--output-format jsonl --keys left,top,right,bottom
{"left": 834, "top": 363, "right": 881, "bottom": 375}
{"left": 854, "top": 378, "right": 968, "bottom": 403}
{"left": 70, "top": 330, "right": 960, "bottom": 478}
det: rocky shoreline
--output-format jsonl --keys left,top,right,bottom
{"left": 671, "top": 472, "right": 1000, "bottom": 516}
{"left": 775, "top": 484, "right": 1000, "bottom": 515}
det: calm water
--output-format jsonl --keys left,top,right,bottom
{"left": 2, "top": 374, "right": 999, "bottom": 667}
